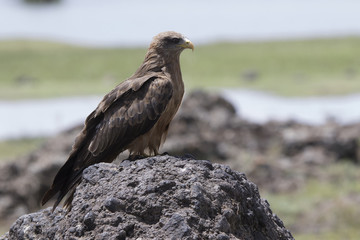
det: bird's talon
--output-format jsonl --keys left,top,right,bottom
{"left": 127, "top": 154, "right": 149, "bottom": 161}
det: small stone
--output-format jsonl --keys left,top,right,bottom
{"left": 216, "top": 216, "right": 230, "bottom": 233}
{"left": 104, "top": 197, "right": 121, "bottom": 213}
{"left": 217, "top": 233, "right": 230, "bottom": 240}
{"left": 34, "top": 224, "right": 42, "bottom": 234}
{"left": 223, "top": 209, "right": 235, "bottom": 219}
{"left": 74, "top": 224, "right": 84, "bottom": 237}
{"left": 110, "top": 216, "right": 123, "bottom": 227}
{"left": 83, "top": 211, "right": 96, "bottom": 231}
{"left": 116, "top": 230, "right": 126, "bottom": 240}
{"left": 162, "top": 214, "right": 191, "bottom": 238}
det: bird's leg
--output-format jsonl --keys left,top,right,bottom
{"left": 151, "top": 148, "right": 160, "bottom": 156}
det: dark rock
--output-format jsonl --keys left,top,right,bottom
{"left": 104, "top": 197, "right": 122, "bottom": 213}
{"left": 0, "top": 126, "right": 81, "bottom": 227}
{"left": 164, "top": 90, "right": 279, "bottom": 161}
{"left": 281, "top": 121, "right": 360, "bottom": 162}
{"left": 2, "top": 156, "right": 293, "bottom": 240}
{"left": 83, "top": 211, "right": 96, "bottom": 230}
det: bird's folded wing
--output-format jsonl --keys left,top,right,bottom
{"left": 94, "top": 72, "right": 160, "bottom": 117}
{"left": 87, "top": 76, "right": 173, "bottom": 157}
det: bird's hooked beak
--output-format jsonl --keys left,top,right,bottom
{"left": 179, "top": 38, "right": 194, "bottom": 51}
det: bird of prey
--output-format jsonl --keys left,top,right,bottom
{"left": 42, "top": 31, "right": 194, "bottom": 210}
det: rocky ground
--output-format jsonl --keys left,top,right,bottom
{"left": 0, "top": 90, "right": 359, "bottom": 237}
{"left": 164, "top": 91, "right": 360, "bottom": 192}
{"left": 2, "top": 156, "right": 293, "bottom": 240}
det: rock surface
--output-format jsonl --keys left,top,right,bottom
{"left": 2, "top": 155, "right": 293, "bottom": 240}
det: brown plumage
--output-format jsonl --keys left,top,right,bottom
{"left": 41, "top": 31, "right": 194, "bottom": 210}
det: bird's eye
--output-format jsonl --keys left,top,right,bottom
{"left": 169, "top": 38, "right": 181, "bottom": 44}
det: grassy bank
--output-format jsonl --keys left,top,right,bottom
{"left": 0, "top": 138, "right": 44, "bottom": 163}
{"left": 0, "top": 37, "right": 360, "bottom": 99}
{"left": 264, "top": 162, "right": 360, "bottom": 240}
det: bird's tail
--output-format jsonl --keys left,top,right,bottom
{"left": 41, "top": 156, "right": 84, "bottom": 211}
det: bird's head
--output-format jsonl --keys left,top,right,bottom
{"left": 150, "top": 31, "right": 194, "bottom": 55}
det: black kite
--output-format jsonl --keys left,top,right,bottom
{"left": 42, "top": 31, "right": 194, "bottom": 210}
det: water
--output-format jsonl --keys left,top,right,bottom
{"left": 1, "top": 0, "right": 360, "bottom": 47}
{"left": 0, "top": 96, "right": 101, "bottom": 140}
{"left": 223, "top": 90, "right": 360, "bottom": 125}
{"left": 1, "top": 90, "right": 360, "bottom": 140}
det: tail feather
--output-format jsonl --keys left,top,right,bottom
{"left": 41, "top": 187, "right": 57, "bottom": 207}
{"left": 41, "top": 110, "right": 100, "bottom": 210}
{"left": 64, "top": 188, "right": 77, "bottom": 211}
{"left": 59, "top": 169, "right": 84, "bottom": 211}
{"left": 41, "top": 156, "right": 79, "bottom": 210}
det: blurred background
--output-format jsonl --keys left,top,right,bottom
{"left": 1, "top": 0, "right": 360, "bottom": 239}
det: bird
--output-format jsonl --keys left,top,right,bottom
{"left": 41, "top": 31, "right": 194, "bottom": 210}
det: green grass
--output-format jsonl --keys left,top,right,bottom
{"left": 296, "top": 230, "right": 360, "bottom": 240}
{"left": 1, "top": 37, "right": 360, "bottom": 99}
{"left": 186, "top": 38, "right": 360, "bottom": 96}
{"left": 0, "top": 138, "right": 44, "bottom": 163}
{"left": 263, "top": 162, "right": 360, "bottom": 240}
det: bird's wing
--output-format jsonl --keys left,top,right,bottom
{"left": 93, "top": 72, "right": 160, "bottom": 118}
{"left": 42, "top": 72, "right": 173, "bottom": 208}
{"left": 87, "top": 74, "right": 173, "bottom": 157}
